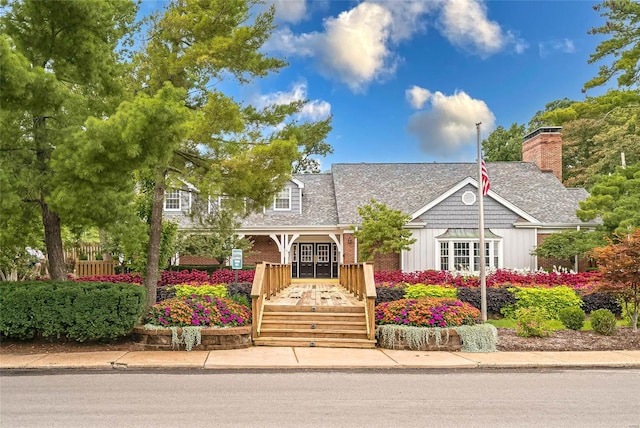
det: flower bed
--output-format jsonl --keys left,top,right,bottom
{"left": 145, "top": 295, "right": 250, "bottom": 327}
{"left": 376, "top": 297, "right": 481, "bottom": 327}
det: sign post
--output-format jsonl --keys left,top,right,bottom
{"left": 231, "top": 249, "right": 243, "bottom": 296}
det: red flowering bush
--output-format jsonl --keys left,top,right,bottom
{"left": 375, "top": 297, "right": 481, "bottom": 328}
{"left": 145, "top": 295, "right": 251, "bottom": 327}
{"left": 374, "top": 269, "right": 601, "bottom": 290}
{"left": 209, "top": 269, "right": 255, "bottom": 284}
{"left": 76, "top": 273, "right": 143, "bottom": 284}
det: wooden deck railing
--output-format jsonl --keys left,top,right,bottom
{"left": 250, "top": 262, "right": 291, "bottom": 339}
{"left": 75, "top": 260, "right": 118, "bottom": 277}
{"left": 339, "top": 263, "right": 377, "bottom": 340}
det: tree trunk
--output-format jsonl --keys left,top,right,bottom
{"left": 144, "top": 168, "right": 166, "bottom": 307}
{"left": 41, "top": 200, "right": 67, "bottom": 280}
{"left": 98, "top": 229, "right": 112, "bottom": 261}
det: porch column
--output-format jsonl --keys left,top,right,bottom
{"left": 284, "top": 234, "right": 300, "bottom": 264}
{"left": 328, "top": 234, "right": 344, "bottom": 264}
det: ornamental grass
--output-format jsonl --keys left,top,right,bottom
{"left": 375, "top": 297, "right": 481, "bottom": 328}
{"left": 145, "top": 295, "right": 251, "bottom": 327}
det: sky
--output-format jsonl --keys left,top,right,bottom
{"left": 141, "top": 0, "right": 611, "bottom": 169}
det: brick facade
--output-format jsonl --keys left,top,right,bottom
{"left": 343, "top": 235, "right": 356, "bottom": 264}
{"left": 522, "top": 128, "right": 563, "bottom": 182}
{"left": 372, "top": 252, "right": 400, "bottom": 271}
{"left": 244, "top": 235, "right": 281, "bottom": 265}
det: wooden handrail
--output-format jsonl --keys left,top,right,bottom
{"left": 250, "top": 262, "right": 291, "bottom": 339}
{"left": 339, "top": 262, "right": 377, "bottom": 340}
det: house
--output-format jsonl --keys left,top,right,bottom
{"left": 165, "top": 127, "right": 599, "bottom": 277}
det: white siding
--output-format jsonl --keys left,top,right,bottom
{"left": 494, "top": 228, "right": 537, "bottom": 270}
{"left": 403, "top": 227, "right": 538, "bottom": 272}
{"left": 402, "top": 228, "right": 446, "bottom": 272}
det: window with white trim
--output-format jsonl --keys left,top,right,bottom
{"left": 164, "top": 189, "right": 181, "bottom": 211}
{"left": 438, "top": 239, "right": 501, "bottom": 272}
{"left": 274, "top": 188, "right": 291, "bottom": 211}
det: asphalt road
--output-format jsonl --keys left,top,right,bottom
{"left": 1, "top": 369, "right": 639, "bottom": 428}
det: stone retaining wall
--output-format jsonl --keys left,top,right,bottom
{"left": 133, "top": 326, "right": 252, "bottom": 351}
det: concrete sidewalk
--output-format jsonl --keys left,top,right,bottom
{"left": 2, "top": 348, "right": 640, "bottom": 370}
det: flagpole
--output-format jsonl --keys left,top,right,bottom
{"left": 476, "top": 122, "right": 487, "bottom": 322}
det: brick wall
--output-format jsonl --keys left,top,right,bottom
{"left": 372, "top": 252, "right": 400, "bottom": 271}
{"left": 522, "top": 130, "right": 563, "bottom": 181}
{"left": 244, "top": 235, "right": 281, "bottom": 265}
{"left": 536, "top": 233, "right": 590, "bottom": 272}
{"left": 179, "top": 255, "right": 220, "bottom": 266}
{"left": 343, "top": 235, "right": 356, "bottom": 264}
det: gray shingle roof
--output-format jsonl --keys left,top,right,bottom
{"left": 240, "top": 162, "right": 591, "bottom": 228}
{"left": 332, "top": 162, "right": 590, "bottom": 225}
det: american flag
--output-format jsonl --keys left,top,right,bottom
{"left": 481, "top": 159, "right": 490, "bottom": 196}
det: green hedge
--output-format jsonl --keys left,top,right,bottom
{"left": 0, "top": 281, "right": 146, "bottom": 341}
{"left": 502, "top": 286, "right": 583, "bottom": 320}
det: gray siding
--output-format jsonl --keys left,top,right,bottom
{"left": 419, "top": 184, "right": 520, "bottom": 228}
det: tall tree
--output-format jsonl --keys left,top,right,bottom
{"left": 56, "top": 0, "right": 331, "bottom": 306}
{"left": 584, "top": 0, "right": 640, "bottom": 91}
{"left": 481, "top": 123, "right": 525, "bottom": 162}
{"left": 352, "top": 200, "right": 416, "bottom": 264}
{"left": 0, "top": 0, "right": 138, "bottom": 280}
{"left": 577, "top": 163, "right": 640, "bottom": 235}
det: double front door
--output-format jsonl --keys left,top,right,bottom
{"left": 291, "top": 243, "right": 338, "bottom": 278}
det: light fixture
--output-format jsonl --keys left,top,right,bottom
{"left": 347, "top": 236, "right": 352, "bottom": 244}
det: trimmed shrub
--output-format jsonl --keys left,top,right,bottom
{"left": 515, "top": 307, "right": 552, "bottom": 337}
{"left": 580, "top": 292, "right": 622, "bottom": 315}
{"left": 0, "top": 281, "right": 145, "bottom": 341}
{"left": 457, "top": 287, "right": 517, "bottom": 317}
{"left": 173, "top": 284, "right": 227, "bottom": 299}
{"left": 375, "top": 285, "right": 406, "bottom": 305}
{"left": 404, "top": 284, "right": 457, "bottom": 299}
{"left": 145, "top": 295, "right": 250, "bottom": 327}
{"left": 504, "top": 286, "right": 582, "bottom": 319}
{"left": 590, "top": 309, "right": 617, "bottom": 336}
{"left": 375, "top": 297, "right": 481, "bottom": 328}
{"left": 559, "top": 307, "right": 586, "bottom": 330}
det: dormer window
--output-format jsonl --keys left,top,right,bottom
{"left": 274, "top": 188, "right": 291, "bottom": 211}
{"left": 164, "top": 189, "right": 181, "bottom": 211}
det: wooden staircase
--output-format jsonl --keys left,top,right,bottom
{"left": 253, "top": 304, "right": 377, "bottom": 349}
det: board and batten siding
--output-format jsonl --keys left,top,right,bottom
{"left": 418, "top": 184, "right": 520, "bottom": 229}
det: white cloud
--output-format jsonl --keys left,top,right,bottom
{"left": 269, "top": 0, "right": 308, "bottom": 23}
{"left": 266, "top": 0, "right": 526, "bottom": 91}
{"left": 406, "top": 89, "right": 496, "bottom": 158}
{"left": 406, "top": 85, "right": 432, "bottom": 109}
{"left": 539, "top": 38, "right": 576, "bottom": 58}
{"left": 436, "top": 0, "right": 526, "bottom": 57}
{"left": 253, "top": 82, "right": 331, "bottom": 121}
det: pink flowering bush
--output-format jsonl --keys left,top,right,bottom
{"left": 375, "top": 297, "right": 481, "bottom": 328}
{"left": 145, "top": 295, "right": 251, "bottom": 327}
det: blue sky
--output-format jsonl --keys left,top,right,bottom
{"left": 141, "top": 0, "right": 610, "bottom": 168}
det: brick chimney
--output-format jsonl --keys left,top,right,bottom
{"left": 522, "top": 126, "right": 563, "bottom": 181}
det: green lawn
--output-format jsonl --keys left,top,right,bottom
{"left": 487, "top": 318, "right": 628, "bottom": 331}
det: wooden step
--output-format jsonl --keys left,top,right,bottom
{"left": 253, "top": 336, "right": 377, "bottom": 349}
{"left": 261, "top": 311, "right": 366, "bottom": 322}
{"left": 263, "top": 304, "right": 364, "bottom": 314}
{"left": 259, "top": 328, "right": 369, "bottom": 339}
{"left": 260, "top": 320, "right": 367, "bottom": 330}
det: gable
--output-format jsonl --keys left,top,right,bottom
{"left": 417, "top": 183, "right": 534, "bottom": 229}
